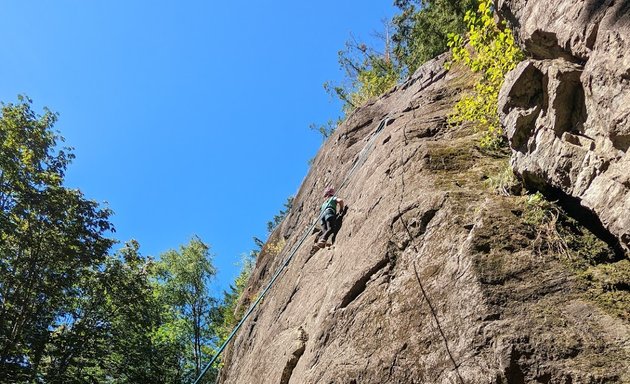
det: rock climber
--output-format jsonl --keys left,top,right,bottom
{"left": 316, "top": 187, "right": 345, "bottom": 248}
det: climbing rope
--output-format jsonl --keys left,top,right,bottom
{"left": 192, "top": 115, "right": 393, "bottom": 384}
{"left": 396, "top": 122, "right": 464, "bottom": 384}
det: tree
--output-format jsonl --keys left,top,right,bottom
{"left": 324, "top": 32, "right": 401, "bottom": 118}
{"left": 252, "top": 237, "right": 265, "bottom": 257}
{"left": 392, "top": 0, "right": 478, "bottom": 75}
{"left": 207, "top": 250, "right": 256, "bottom": 381}
{"left": 0, "top": 96, "right": 114, "bottom": 382}
{"left": 447, "top": 0, "right": 523, "bottom": 149}
{"left": 266, "top": 196, "right": 294, "bottom": 234}
{"left": 155, "top": 237, "right": 218, "bottom": 382}
{"left": 40, "top": 240, "right": 180, "bottom": 384}
{"left": 213, "top": 253, "right": 254, "bottom": 342}
{"left": 0, "top": 96, "right": 231, "bottom": 384}
{"left": 309, "top": 119, "right": 341, "bottom": 140}
{"left": 316, "top": 1, "right": 478, "bottom": 140}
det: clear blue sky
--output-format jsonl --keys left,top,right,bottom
{"left": 0, "top": 1, "right": 397, "bottom": 295}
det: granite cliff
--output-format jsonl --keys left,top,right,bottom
{"left": 215, "top": 2, "right": 629, "bottom": 383}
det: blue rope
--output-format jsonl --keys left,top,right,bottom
{"left": 192, "top": 116, "right": 392, "bottom": 384}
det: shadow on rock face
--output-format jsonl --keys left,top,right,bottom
{"left": 499, "top": 60, "right": 587, "bottom": 152}
{"left": 583, "top": 0, "right": 615, "bottom": 23}
{"left": 613, "top": 1, "right": 630, "bottom": 22}
{"left": 330, "top": 205, "right": 348, "bottom": 244}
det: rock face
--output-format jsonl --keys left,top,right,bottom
{"left": 214, "top": 51, "right": 629, "bottom": 383}
{"left": 211, "top": 3, "right": 630, "bottom": 382}
{"left": 498, "top": 0, "right": 630, "bottom": 253}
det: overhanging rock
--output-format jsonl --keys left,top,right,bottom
{"left": 499, "top": 0, "right": 630, "bottom": 254}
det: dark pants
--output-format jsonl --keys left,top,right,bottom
{"left": 321, "top": 213, "right": 336, "bottom": 242}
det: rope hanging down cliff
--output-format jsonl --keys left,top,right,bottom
{"left": 192, "top": 116, "right": 393, "bottom": 384}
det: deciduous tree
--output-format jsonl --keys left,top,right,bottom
{"left": 155, "top": 237, "right": 217, "bottom": 381}
{"left": 0, "top": 96, "right": 114, "bottom": 382}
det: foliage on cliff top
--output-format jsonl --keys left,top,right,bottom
{"left": 314, "top": 0, "right": 478, "bottom": 138}
{"left": 446, "top": 0, "right": 523, "bottom": 149}
{"left": 392, "top": 0, "right": 477, "bottom": 75}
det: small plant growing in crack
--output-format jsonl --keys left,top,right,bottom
{"left": 485, "top": 161, "right": 521, "bottom": 196}
{"left": 266, "top": 238, "right": 286, "bottom": 257}
{"left": 523, "top": 192, "right": 571, "bottom": 259}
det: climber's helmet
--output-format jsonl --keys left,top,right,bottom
{"left": 324, "top": 187, "right": 335, "bottom": 197}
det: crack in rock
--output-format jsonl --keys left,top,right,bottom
{"left": 338, "top": 257, "right": 390, "bottom": 309}
{"left": 279, "top": 327, "right": 308, "bottom": 384}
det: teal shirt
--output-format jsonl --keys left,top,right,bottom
{"left": 321, "top": 197, "right": 337, "bottom": 215}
